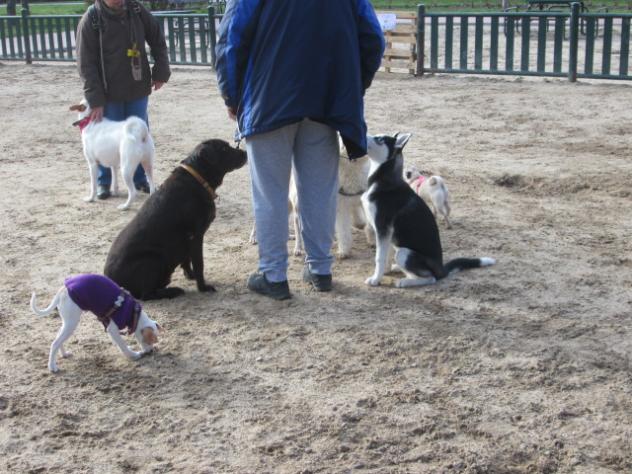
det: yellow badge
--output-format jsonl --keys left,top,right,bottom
{"left": 127, "top": 42, "right": 140, "bottom": 58}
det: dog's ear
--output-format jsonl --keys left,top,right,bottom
{"left": 142, "top": 327, "right": 158, "bottom": 345}
{"left": 395, "top": 133, "right": 412, "bottom": 150}
{"left": 69, "top": 104, "right": 87, "bottom": 112}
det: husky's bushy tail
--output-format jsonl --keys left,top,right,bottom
{"left": 396, "top": 249, "right": 495, "bottom": 280}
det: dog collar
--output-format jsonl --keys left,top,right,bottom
{"left": 338, "top": 187, "right": 366, "bottom": 197}
{"left": 179, "top": 164, "right": 217, "bottom": 200}
{"left": 413, "top": 175, "right": 426, "bottom": 193}
{"left": 72, "top": 116, "right": 92, "bottom": 132}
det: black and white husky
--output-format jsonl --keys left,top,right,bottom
{"left": 361, "top": 132, "right": 495, "bottom": 288}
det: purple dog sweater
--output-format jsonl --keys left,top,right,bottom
{"left": 64, "top": 274, "right": 140, "bottom": 333}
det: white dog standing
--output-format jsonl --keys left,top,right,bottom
{"left": 70, "top": 100, "right": 156, "bottom": 210}
{"left": 404, "top": 167, "right": 452, "bottom": 228}
{"left": 31, "top": 274, "right": 162, "bottom": 373}
{"left": 336, "top": 147, "right": 373, "bottom": 258}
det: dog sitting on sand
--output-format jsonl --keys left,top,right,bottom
{"left": 363, "top": 132, "right": 495, "bottom": 288}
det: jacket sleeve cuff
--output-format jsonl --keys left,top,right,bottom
{"left": 86, "top": 92, "right": 106, "bottom": 109}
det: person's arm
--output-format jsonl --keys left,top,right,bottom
{"left": 76, "top": 13, "right": 107, "bottom": 109}
{"left": 356, "top": 0, "right": 386, "bottom": 92}
{"left": 138, "top": 5, "right": 171, "bottom": 85}
{"left": 215, "top": 0, "right": 263, "bottom": 115}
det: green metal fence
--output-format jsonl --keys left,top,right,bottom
{"left": 0, "top": 7, "right": 219, "bottom": 66}
{"left": 416, "top": 3, "right": 632, "bottom": 80}
{"left": 2, "top": 5, "right": 631, "bottom": 81}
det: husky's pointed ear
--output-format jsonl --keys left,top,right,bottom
{"left": 395, "top": 133, "right": 412, "bottom": 150}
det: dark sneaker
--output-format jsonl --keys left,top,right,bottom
{"left": 97, "top": 185, "right": 111, "bottom": 200}
{"left": 135, "top": 182, "right": 151, "bottom": 194}
{"left": 302, "top": 266, "right": 332, "bottom": 292}
{"left": 247, "top": 272, "right": 291, "bottom": 300}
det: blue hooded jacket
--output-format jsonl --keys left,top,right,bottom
{"left": 215, "top": 0, "right": 385, "bottom": 159}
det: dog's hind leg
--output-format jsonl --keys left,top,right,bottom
{"left": 110, "top": 165, "right": 120, "bottom": 197}
{"left": 393, "top": 248, "right": 437, "bottom": 288}
{"left": 141, "top": 159, "right": 156, "bottom": 194}
{"left": 48, "top": 300, "right": 80, "bottom": 373}
{"left": 442, "top": 201, "right": 452, "bottom": 228}
{"left": 143, "top": 287, "right": 186, "bottom": 300}
{"left": 118, "top": 164, "right": 137, "bottom": 210}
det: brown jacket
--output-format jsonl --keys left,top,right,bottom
{"left": 76, "top": 0, "right": 170, "bottom": 107}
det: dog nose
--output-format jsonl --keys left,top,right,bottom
{"left": 405, "top": 171, "right": 411, "bottom": 179}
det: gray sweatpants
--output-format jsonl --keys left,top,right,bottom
{"left": 246, "top": 119, "right": 339, "bottom": 283}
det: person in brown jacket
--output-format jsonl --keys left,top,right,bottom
{"left": 76, "top": 0, "right": 170, "bottom": 199}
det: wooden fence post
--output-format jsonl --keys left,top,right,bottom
{"left": 208, "top": 5, "right": 216, "bottom": 69}
{"left": 568, "top": 2, "right": 579, "bottom": 81}
{"left": 416, "top": 4, "right": 425, "bottom": 76}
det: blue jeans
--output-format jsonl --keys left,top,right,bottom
{"left": 246, "top": 119, "right": 339, "bottom": 282}
{"left": 97, "top": 96, "right": 149, "bottom": 187}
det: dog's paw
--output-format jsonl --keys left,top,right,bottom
{"left": 365, "top": 276, "right": 381, "bottom": 287}
{"left": 83, "top": 196, "right": 95, "bottom": 202}
{"left": 117, "top": 203, "right": 131, "bottom": 211}
{"left": 293, "top": 249, "right": 303, "bottom": 257}
{"left": 127, "top": 350, "right": 143, "bottom": 361}
{"left": 48, "top": 364, "right": 60, "bottom": 373}
{"left": 61, "top": 351, "right": 73, "bottom": 359}
{"left": 337, "top": 252, "right": 350, "bottom": 260}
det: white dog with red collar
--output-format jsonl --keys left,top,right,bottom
{"left": 70, "top": 99, "right": 156, "bottom": 210}
{"left": 404, "top": 167, "right": 452, "bottom": 228}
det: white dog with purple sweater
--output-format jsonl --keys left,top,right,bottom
{"left": 31, "top": 274, "right": 161, "bottom": 373}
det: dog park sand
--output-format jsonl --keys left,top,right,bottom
{"left": 1, "top": 62, "right": 631, "bottom": 473}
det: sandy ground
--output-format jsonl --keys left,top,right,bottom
{"left": 0, "top": 62, "right": 631, "bottom": 473}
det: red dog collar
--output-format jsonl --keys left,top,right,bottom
{"left": 72, "top": 116, "right": 92, "bottom": 132}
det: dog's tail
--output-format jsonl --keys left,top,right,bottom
{"left": 443, "top": 257, "right": 495, "bottom": 276}
{"left": 30, "top": 287, "right": 64, "bottom": 317}
{"left": 397, "top": 248, "right": 495, "bottom": 280}
{"left": 124, "top": 118, "right": 149, "bottom": 144}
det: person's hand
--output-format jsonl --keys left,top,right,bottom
{"left": 90, "top": 106, "right": 104, "bottom": 122}
{"left": 227, "top": 107, "right": 237, "bottom": 121}
{"left": 152, "top": 81, "right": 165, "bottom": 91}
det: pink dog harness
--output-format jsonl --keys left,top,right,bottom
{"left": 64, "top": 274, "right": 141, "bottom": 335}
{"left": 413, "top": 175, "right": 426, "bottom": 194}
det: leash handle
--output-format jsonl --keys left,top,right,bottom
{"left": 233, "top": 127, "right": 242, "bottom": 149}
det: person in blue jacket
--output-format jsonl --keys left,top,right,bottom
{"left": 215, "top": 0, "right": 384, "bottom": 300}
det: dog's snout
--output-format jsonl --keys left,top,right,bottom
{"left": 405, "top": 171, "right": 412, "bottom": 179}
